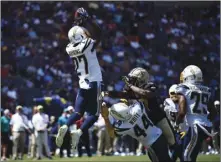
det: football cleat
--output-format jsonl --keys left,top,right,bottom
{"left": 56, "top": 125, "right": 68, "bottom": 147}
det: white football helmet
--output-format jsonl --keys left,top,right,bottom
{"left": 128, "top": 67, "right": 149, "bottom": 87}
{"left": 169, "top": 84, "right": 178, "bottom": 95}
{"left": 182, "top": 65, "right": 203, "bottom": 84}
{"left": 169, "top": 84, "right": 178, "bottom": 101}
{"left": 109, "top": 102, "right": 132, "bottom": 121}
{"left": 68, "top": 26, "right": 88, "bottom": 44}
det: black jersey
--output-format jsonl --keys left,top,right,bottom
{"left": 141, "top": 82, "right": 166, "bottom": 124}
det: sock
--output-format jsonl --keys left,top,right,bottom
{"left": 66, "top": 112, "right": 82, "bottom": 127}
{"left": 80, "top": 115, "right": 98, "bottom": 133}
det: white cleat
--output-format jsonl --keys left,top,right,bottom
{"left": 71, "top": 129, "right": 82, "bottom": 153}
{"left": 56, "top": 125, "right": 68, "bottom": 147}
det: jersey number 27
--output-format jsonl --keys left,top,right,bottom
{"left": 72, "top": 55, "right": 88, "bottom": 76}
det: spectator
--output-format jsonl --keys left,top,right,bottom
{"left": 75, "top": 115, "right": 92, "bottom": 157}
{"left": 10, "top": 105, "right": 30, "bottom": 160}
{"left": 94, "top": 114, "right": 112, "bottom": 156}
{"left": 48, "top": 116, "right": 58, "bottom": 156}
{"left": 67, "top": 106, "right": 74, "bottom": 116}
{"left": 1, "top": 109, "right": 11, "bottom": 161}
{"left": 27, "top": 106, "right": 38, "bottom": 159}
{"left": 32, "top": 105, "right": 52, "bottom": 160}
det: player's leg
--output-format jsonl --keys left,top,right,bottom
{"left": 82, "top": 131, "right": 92, "bottom": 157}
{"left": 67, "top": 89, "right": 87, "bottom": 126}
{"left": 77, "top": 137, "right": 83, "bottom": 157}
{"left": 170, "top": 132, "right": 184, "bottom": 162}
{"left": 156, "top": 117, "right": 176, "bottom": 146}
{"left": 80, "top": 82, "right": 101, "bottom": 132}
{"left": 148, "top": 134, "right": 172, "bottom": 162}
{"left": 147, "top": 107, "right": 176, "bottom": 147}
{"left": 71, "top": 82, "right": 101, "bottom": 152}
{"left": 56, "top": 89, "right": 85, "bottom": 147}
{"left": 182, "top": 124, "right": 211, "bottom": 162}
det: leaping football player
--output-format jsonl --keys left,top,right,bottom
{"left": 56, "top": 8, "right": 102, "bottom": 152}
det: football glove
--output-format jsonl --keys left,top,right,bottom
{"left": 74, "top": 7, "right": 90, "bottom": 25}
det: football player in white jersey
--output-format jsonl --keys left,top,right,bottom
{"left": 164, "top": 84, "right": 179, "bottom": 128}
{"left": 101, "top": 101, "right": 172, "bottom": 162}
{"left": 102, "top": 67, "right": 176, "bottom": 148}
{"left": 175, "top": 65, "right": 217, "bottom": 162}
{"left": 164, "top": 84, "right": 187, "bottom": 161}
{"left": 56, "top": 22, "right": 103, "bottom": 151}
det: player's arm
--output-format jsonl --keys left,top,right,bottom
{"left": 74, "top": 8, "right": 102, "bottom": 49}
{"left": 175, "top": 94, "right": 187, "bottom": 125}
{"left": 84, "top": 19, "right": 102, "bottom": 47}
{"left": 101, "top": 102, "right": 115, "bottom": 138}
{"left": 127, "top": 84, "right": 156, "bottom": 99}
{"left": 105, "top": 85, "right": 155, "bottom": 99}
{"left": 104, "top": 90, "right": 137, "bottom": 99}
{"left": 123, "top": 76, "right": 157, "bottom": 99}
{"left": 33, "top": 97, "right": 52, "bottom": 105}
{"left": 175, "top": 84, "right": 189, "bottom": 126}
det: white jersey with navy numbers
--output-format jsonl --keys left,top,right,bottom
{"left": 66, "top": 37, "right": 102, "bottom": 89}
{"left": 164, "top": 98, "right": 188, "bottom": 132}
{"left": 175, "top": 83, "right": 212, "bottom": 127}
{"left": 164, "top": 98, "right": 178, "bottom": 127}
{"left": 109, "top": 102, "right": 162, "bottom": 147}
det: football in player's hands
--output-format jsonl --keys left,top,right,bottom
{"left": 75, "top": 7, "right": 90, "bottom": 20}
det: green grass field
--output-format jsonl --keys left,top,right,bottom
{"left": 6, "top": 155, "right": 220, "bottom": 162}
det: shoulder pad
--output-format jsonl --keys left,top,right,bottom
{"left": 177, "top": 84, "right": 190, "bottom": 90}
{"left": 175, "top": 83, "right": 190, "bottom": 95}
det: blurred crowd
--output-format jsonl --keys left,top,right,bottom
{"left": 1, "top": 2, "right": 220, "bottom": 111}
{"left": 1, "top": 1, "right": 220, "bottom": 160}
